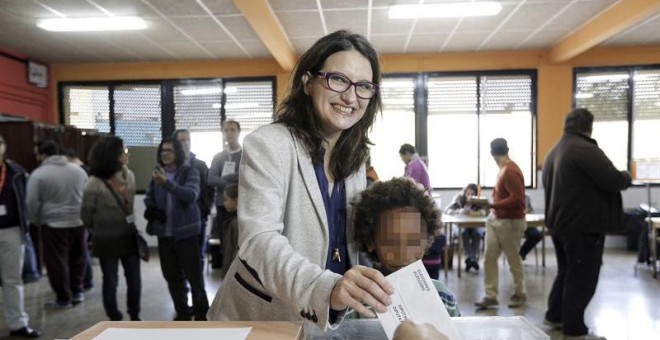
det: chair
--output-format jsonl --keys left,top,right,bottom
{"left": 501, "top": 238, "right": 539, "bottom": 267}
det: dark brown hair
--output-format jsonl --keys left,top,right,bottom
{"left": 88, "top": 136, "right": 124, "bottom": 180}
{"left": 276, "top": 30, "right": 382, "bottom": 181}
{"left": 353, "top": 177, "right": 441, "bottom": 261}
{"left": 157, "top": 138, "right": 185, "bottom": 168}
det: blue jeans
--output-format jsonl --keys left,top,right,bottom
{"left": 519, "top": 227, "right": 542, "bottom": 259}
{"left": 462, "top": 227, "right": 484, "bottom": 261}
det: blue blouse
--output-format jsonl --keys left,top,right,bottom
{"left": 312, "top": 149, "right": 349, "bottom": 275}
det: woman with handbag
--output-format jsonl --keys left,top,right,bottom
{"left": 81, "top": 136, "right": 141, "bottom": 321}
{"left": 144, "top": 138, "right": 208, "bottom": 321}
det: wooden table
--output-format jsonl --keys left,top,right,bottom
{"left": 71, "top": 321, "right": 304, "bottom": 340}
{"left": 650, "top": 217, "right": 660, "bottom": 278}
{"left": 442, "top": 214, "right": 546, "bottom": 278}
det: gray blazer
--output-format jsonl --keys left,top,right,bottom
{"left": 207, "top": 123, "right": 365, "bottom": 330}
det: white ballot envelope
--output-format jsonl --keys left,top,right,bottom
{"left": 376, "top": 260, "right": 462, "bottom": 340}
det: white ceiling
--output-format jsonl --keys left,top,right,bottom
{"left": 0, "top": 0, "right": 659, "bottom": 64}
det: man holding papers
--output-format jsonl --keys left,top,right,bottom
{"left": 473, "top": 138, "right": 527, "bottom": 309}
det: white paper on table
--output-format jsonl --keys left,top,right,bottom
{"left": 93, "top": 327, "right": 252, "bottom": 340}
{"left": 376, "top": 260, "right": 462, "bottom": 340}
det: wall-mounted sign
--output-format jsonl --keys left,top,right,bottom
{"left": 27, "top": 60, "right": 48, "bottom": 88}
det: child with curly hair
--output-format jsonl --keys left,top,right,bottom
{"left": 353, "top": 177, "right": 460, "bottom": 317}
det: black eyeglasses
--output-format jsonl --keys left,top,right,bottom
{"left": 312, "top": 71, "right": 379, "bottom": 99}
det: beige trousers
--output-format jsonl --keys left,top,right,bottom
{"left": 483, "top": 215, "right": 527, "bottom": 300}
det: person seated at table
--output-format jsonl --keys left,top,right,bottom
{"left": 353, "top": 177, "right": 460, "bottom": 317}
{"left": 519, "top": 194, "right": 542, "bottom": 261}
{"left": 445, "top": 183, "right": 487, "bottom": 272}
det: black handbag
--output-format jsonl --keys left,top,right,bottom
{"left": 103, "top": 181, "right": 150, "bottom": 262}
{"left": 146, "top": 219, "right": 165, "bottom": 236}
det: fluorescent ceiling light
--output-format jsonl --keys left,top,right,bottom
{"left": 37, "top": 16, "right": 147, "bottom": 32}
{"left": 389, "top": 2, "right": 502, "bottom": 19}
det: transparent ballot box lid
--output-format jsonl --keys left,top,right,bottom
{"left": 452, "top": 316, "right": 550, "bottom": 340}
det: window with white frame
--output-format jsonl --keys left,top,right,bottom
{"left": 427, "top": 73, "right": 535, "bottom": 189}
{"left": 478, "top": 75, "right": 534, "bottom": 188}
{"left": 371, "top": 72, "right": 536, "bottom": 189}
{"left": 631, "top": 70, "right": 660, "bottom": 162}
{"left": 427, "top": 76, "right": 479, "bottom": 188}
{"left": 173, "top": 79, "right": 275, "bottom": 166}
{"left": 369, "top": 77, "right": 416, "bottom": 182}
{"left": 575, "top": 71, "right": 629, "bottom": 170}
{"left": 224, "top": 79, "right": 275, "bottom": 146}
{"left": 575, "top": 67, "right": 660, "bottom": 172}
{"left": 174, "top": 81, "right": 223, "bottom": 166}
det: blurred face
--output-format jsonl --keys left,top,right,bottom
{"left": 160, "top": 142, "right": 176, "bottom": 167}
{"left": 120, "top": 146, "right": 129, "bottom": 166}
{"left": 465, "top": 187, "right": 476, "bottom": 198}
{"left": 369, "top": 206, "right": 429, "bottom": 275}
{"left": 222, "top": 122, "right": 240, "bottom": 146}
{"left": 304, "top": 50, "right": 373, "bottom": 140}
{"left": 0, "top": 137, "right": 5, "bottom": 161}
{"left": 223, "top": 192, "right": 237, "bottom": 212}
{"left": 400, "top": 152, "right": 412, "bottom": 165}
{"left": 176, "top": 131, "right": 191, "bottom": 157}
{"left": 34, "top": 146, "right": 43, "bottom": 164}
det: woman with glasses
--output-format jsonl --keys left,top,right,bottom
{"left": 144, "top": 138, "right": 209, "bottom": 321}
{"left": 208, "top": 30, "right": 393, "bottom": 329}
{"left": 81, "top": 136, "right": 141, "bottom": 321}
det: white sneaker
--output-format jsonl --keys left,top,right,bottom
{"left": 564, "top": 334, "right": 606, "bottom": 340}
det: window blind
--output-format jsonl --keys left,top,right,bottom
{"left": 575, "top": 72, "right": 629, "bottom": 121}
{"left": 224, "top": 80, "right": 275, "bottom": 132}
{"left": 479, "top": 75, "right": 532, "bottom": 114}
{"left": 381, "top": 78, "right": 415, "bottom": 112}
{"left": 114, "top": 84, "right": 162, "bottom": 147}
{"left": 174, "top": 82, "right": 223, "bottom": 132}
{"left": 62, "top": 86, "right": 111, "bottom": 133}
{"left": 633, "top": 70, "right": 660, "bottom": 120}
{"left": 427, "top": 76, "right": 477, "bottom": 115}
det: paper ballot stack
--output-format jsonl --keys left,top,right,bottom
{"left": 376, "top": 260, "right": 462, "bottom": 340}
